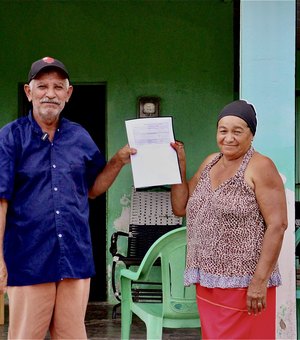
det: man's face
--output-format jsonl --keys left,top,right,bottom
{"left": 24, "top": 70, "right": 73, "bottom": 126}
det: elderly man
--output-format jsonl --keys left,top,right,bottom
{"left": 0, "top": 57, "right": 136, "bottom": 339}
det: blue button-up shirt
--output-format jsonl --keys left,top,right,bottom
{"left": 0, "top": 112, "right": 106, "bottom": 286}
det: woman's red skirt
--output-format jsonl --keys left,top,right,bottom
{"left": 196, "top": 284, "right": 276, "bottom": 339}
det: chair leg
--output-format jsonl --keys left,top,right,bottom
{"left": 121, "top": 310, "right": 132, "bottom": 340}
{"left": 146, "top": 317, "right": 163, "bottom": 340}
{"left": 121, "top": 277, "right": 133, "bottom": 340}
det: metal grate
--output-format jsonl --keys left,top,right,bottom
{"left": 129, "top": 187, "right": 182, "bottom": 226}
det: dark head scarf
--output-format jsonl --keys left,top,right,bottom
{"left": 217, "top": 100, "right": 257, "bottom": 136}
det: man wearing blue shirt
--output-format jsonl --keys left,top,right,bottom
{"left": 0, "top": 57, "right": 136, "bottom": 339}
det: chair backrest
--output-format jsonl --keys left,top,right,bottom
{"left": 127, "top": 225, "right": 180, "bottom": 259}
{"left": 127, "top": 187, "right": 182, "bottom": 259}
{"left": 135, "top": 227, "right": 198, "bottom": 319}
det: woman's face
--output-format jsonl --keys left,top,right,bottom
{"left": 217, "top": 115, "right": 253, "bottom": 159}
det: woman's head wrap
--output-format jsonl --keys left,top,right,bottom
{"left": 217, "top": 100, "right": 257, "bottom": 135}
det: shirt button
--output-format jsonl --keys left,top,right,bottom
{"left": 56, "top": 210, "right": 60, "bottom": 215}
{"left": 58, "top": 234, "right": 63, "bottom": 238}
{"left": 52, "top": 164, "right": 56, "bottom": 168}
{"left": 54, "top": 187, "right": 58, "bottom": 191}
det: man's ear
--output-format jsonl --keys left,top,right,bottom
{"left": 24, "top": 84, "right": 32, "bottom": 102}
{"left": 66, "top": 85, "right": 73, "bottom": 103}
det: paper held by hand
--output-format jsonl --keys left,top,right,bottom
{"left": 125, "top": 117, "right": 182, "bottom": 188}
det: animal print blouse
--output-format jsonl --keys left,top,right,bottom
{"left": 184, "top": 146, "right": 282, "bottom": 288}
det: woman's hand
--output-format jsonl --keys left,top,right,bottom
{"left": 171, "top": 140, "right": 185, "bottom": 158}
{"left": 247, "top": 278, "right": 267, "bottom": 315}
{"left": 171, "top": 141, "right": 186, "bottom": 173}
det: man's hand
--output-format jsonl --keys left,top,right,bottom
{"left": 115, "top": 144, "right": 137, "bottom": 165}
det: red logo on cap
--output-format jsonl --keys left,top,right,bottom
{"left": 42, "top": 57, "right": 55, "bottom": 64}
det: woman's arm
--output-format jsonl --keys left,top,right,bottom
{"left": 246, "top": 154, "right": 288, "bottom": 315}
{"left": 170, "top": 142, "right": 189, "bottom": 216}
{"left": 170, "top": 141, "right": 216, "bottom": 216}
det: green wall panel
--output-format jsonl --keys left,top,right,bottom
{"left": 0, "top": 0, "right": 233, "bottom": 302}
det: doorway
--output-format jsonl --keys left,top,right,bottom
{"left": 18, "top": 83, "right": 107, "bottom": 301}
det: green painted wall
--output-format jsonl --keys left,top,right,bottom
{"left": 0, "top": 0, "right": 234, "bottom": 302}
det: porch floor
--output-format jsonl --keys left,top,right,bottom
{"left": 0, "top": 302, "right": 201, "bottom": 339}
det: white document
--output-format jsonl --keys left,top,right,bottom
{"left": 125, "top": 117, "right": 182, "bottom": 188}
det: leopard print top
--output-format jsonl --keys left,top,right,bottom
{"left": 184, "top": 146, "right": 281, "bottom": 288}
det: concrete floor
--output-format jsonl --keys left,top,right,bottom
{"left": 0, "top": 302, "right": 201, "bottom": 339}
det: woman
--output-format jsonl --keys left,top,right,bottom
{"left": 171, "top": 100, "right": 287, "bottom": 339}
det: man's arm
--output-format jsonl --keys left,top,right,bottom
{"left": 89, "top": 145, "right": 137, "bottom": 199}
{"left": 0, "top": 199, "right": 8, "bottom": 292}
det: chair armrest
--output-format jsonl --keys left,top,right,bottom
{"left": 120, "top": 268, "right": 140, "bottom": 282}
{"left": 109, "top": 231, "right": 129, "bottom": 256}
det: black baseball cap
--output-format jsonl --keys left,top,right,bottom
{"left": 28, "top": 56, "right": 69, "bottom": 82}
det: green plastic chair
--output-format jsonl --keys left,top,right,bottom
{"left": 120, "top": 226, "right": 201, "bottom": 339}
